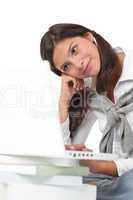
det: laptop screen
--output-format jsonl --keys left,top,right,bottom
{"left": 0, "top": 112, "right": 65, "bottom": 157}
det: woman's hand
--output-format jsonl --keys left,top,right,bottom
{"left": 65, "top": 144, "right": 93, "bottom": 152}
{"left": 59, "top": 74, "right": 84, "bottom": 103}
{"left": 59, "top": 74, "right": 84, "bottom": 123}
{"left": 80, "top": 159, "right": 118, "bottom": 177}
{"left": 65, "top": 144, "right": 118, "bottom": 176}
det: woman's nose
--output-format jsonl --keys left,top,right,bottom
{"left": 73, "top": 59, "right": 84, "bottom": 69}
{"left": 78, "top": 60, "right": 84, "bottom": 69}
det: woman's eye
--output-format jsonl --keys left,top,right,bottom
{"left": 71, "top": 45, "right": 78, "bottom": 55}
{"left": 63, "top": 64, "right": 70, "bottom": 72}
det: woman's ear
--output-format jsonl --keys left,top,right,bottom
{"left": 83, "top": 32, "right": 94, "bottom": 42}
{"left": 83, "top": 32, "right": 97, "bottom": 46}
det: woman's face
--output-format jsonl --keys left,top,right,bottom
{"left": 53, "top": 32, "right": 101, "bottom": 79}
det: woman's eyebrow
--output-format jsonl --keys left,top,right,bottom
{"left": 60, "top": 41, "right": 73, "bottom": 70}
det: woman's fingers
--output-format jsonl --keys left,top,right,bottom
{"left": 73, "top": 79, "right": 77, "bottom": 90}
{"left": 82, "top": 148, "right": 93, "bottom": 152}
{"left": 75, "top": 79, "right": 84, "bottom": 91}
{"left": 65, "top": 144, "right": 93, "bottom": 152}
{"left": 62, "top": 74, "right": 83, "bottom": 90}
{"left": 65, "top": 144, "right": 85, "bottom": 150}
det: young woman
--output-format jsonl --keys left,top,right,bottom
{"left": 40, "top": 23, "right": 133, "bottom": 199}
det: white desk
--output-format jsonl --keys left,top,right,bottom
{"left": 0, "top": 155, "right": 96, "bottom": 200}
{"left": 0, "top": 182, "right": 96, "bottom": 200}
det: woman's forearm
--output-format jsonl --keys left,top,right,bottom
{"left": 58, "top": 74, "right": 84, "bottom": 124}
{"left": 59, "top": 99, "right": 69, "bottom": 123}
{"left": 80, "top": 160, "right": 118, "bottom": 177}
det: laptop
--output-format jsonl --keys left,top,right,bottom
{"left": 0, "top": 111, "right": 119, "bottom": 166}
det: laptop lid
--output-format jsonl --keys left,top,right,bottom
{"left": 0, "top": 111, "right": 65, "bottom": 157}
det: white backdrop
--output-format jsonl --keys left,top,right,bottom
{"left": 0, "top": 0, "right": 132, "bottom": 154}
